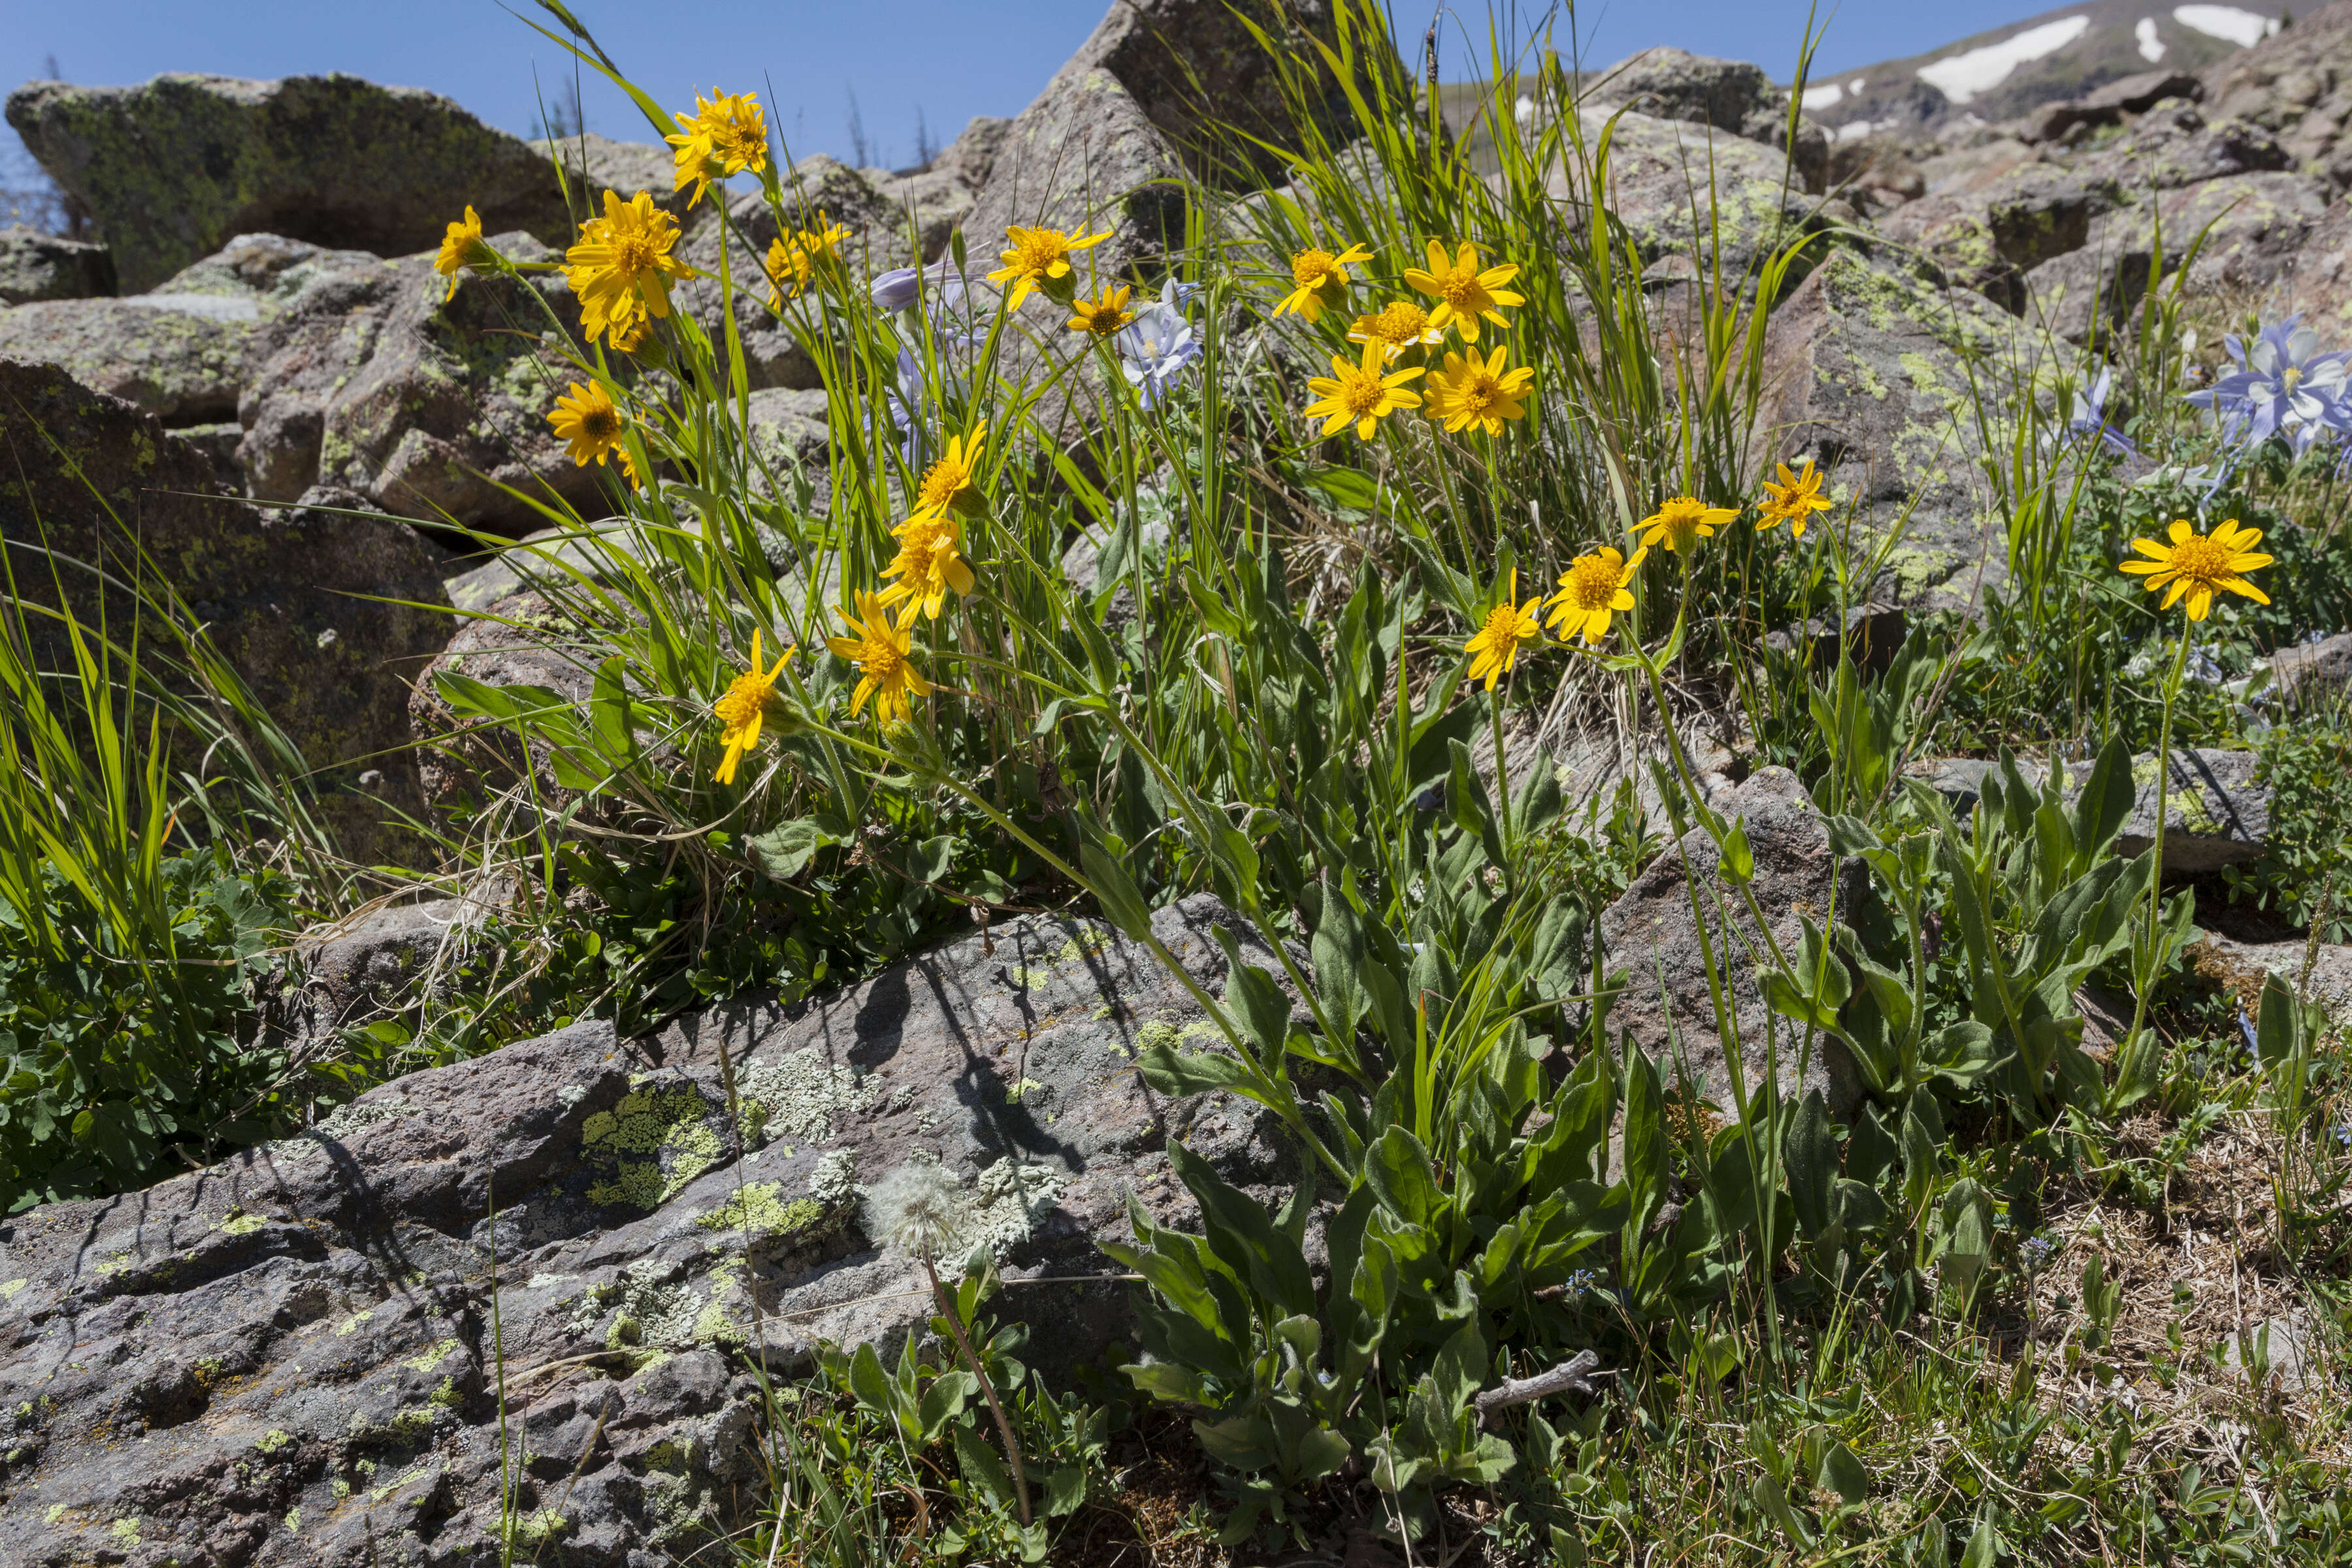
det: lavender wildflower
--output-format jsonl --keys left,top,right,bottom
{"left": 2185, "top": 316, "right": 2351, "bottom": 457}
{"left": 2067, "top": 367, "right": 2136, "bottom": 456}
{"left": 1117, "top": 277, "right": 1202, "bottom": 409}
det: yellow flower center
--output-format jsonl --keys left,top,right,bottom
{"left": 1478, "top": 602, "right": 1527, "bottom": 646}
{"left": 1292, "top": 249, "right": 1339, "bottom": 288}
{"left": 1561, "top": 553, "right": 1622, "bottom": 612}
{"left": 580, "top": 406, "right": 621, "bottom": 444}
{"left": 2167, "top": 532, "right": 2237, "bottom": 585}
{"left": 1452, "top": 367, "right": 1501, "bottom": 416}
{"left": 2283, "top": 365, "right": 2304, "bottom": 391}
{"left": 1438, "top": 269, "right": 1478, "bottom": 309}
{"left": 1373, "top": 301, "right": 1431, "bottom": 342}
{"left": 855, "top": 628, "right": 906, "bottom": 681}
{"left": 1009, "top": 229, "right": 1068, "bottom": 277}
{"left": 917, "top": 459, "right": 970, "bottom": 514}
{"left": 1336, "top": 365, "right": 1387, "bottom": 419}
{"left": 611, "top": 233, "right": 662, "bottom": 278}
{"left": 715, "top": 669, "right": 773, "bottom": 727}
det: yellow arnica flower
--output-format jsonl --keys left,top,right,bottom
{"left": 713, "top": 628, "right": 791, "bottom": 785}
{"left": 1545, "top": 546, "right": 1646, "bottom": 646}
{"left": 1274, "top": 243, "right": 1372, "bottom": 323}
{"left": 828, "top": 591, "right": 934, "bottom": 724}
{"left": 1423, "top": 345, "right": 1534, "bottom": 436}
{"left": 1068, "top": 284, "right": 1135, "bottom": 336}
{"left": 988, "top": 224, "right": 1111, "bottom": 308}
{"left": 1303, "top": 339, "right": 1424, "bottom": 440}
{"left": 565, "top": 190, "right": 696, "bottom": 349}
{"left": 434, "top": 205, "right": 491, "bottom": 300}
{"left": 764, "top": 216, "right": 852, "bottom": 309}
{"left": 911, "top": 422, "right": 987, "bottom": 519}
{"left": 666, "top": 90, "right": 769, "bottom": 208}
{"left": 1465, "top": 570, "right": 1544, "bottom": 691}
{"left": 1403, "top": 240, "right": 1523, "bottom": 343}
{"left": 1639, "top": 496, "right": 1738, "bottom": 553}
{"left": 2120, "top": 517, "right": 2274, "bottom": 620}
{"left": 547, "top": 380, "right": 643, "bottom": 489}
{"left": 1348, "top": 299, "right": 1446, "bottom": 361}
{"left": 879, "top": 514, "right": 977, "bottom": 621}
{"left": 1757, "top": 459, "right": 1833, "bottom": 539}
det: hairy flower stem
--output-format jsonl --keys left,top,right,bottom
{"left": 2115, "top": 624, "right": 2192, "bottom": 1101}
{"left": 922, "top": 1254, "right": 1030, "bottom": 1526}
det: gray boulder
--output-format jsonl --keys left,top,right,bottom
{"left": 407, "top": 588, "right": 598, "bottom": 816}
{"left": 1598, "top": 766, "right": 1863, "bottom": 1117}
{"left": 2201, "top": 1, "right": 2352, "bottom": 173}
{"left": 0, "top": 896, "right": 1293, "bottom": 1565}
{"left": 2196, "top": 931, "right": 2352, "bottom": 1030}
{"left": 0, "top": 233, "right": 378, "bottom": 426}
{"left": 2102, "top": 748, "right": 2272, "bottom": 872}
{"left": 0, "top": 359, "right": 451, "bottom": 863}
{"left": 235, "top": 232, "right": 615, "bottom": 532}
{"left": 1586, "top": 46, "right": 1772, "bottom": 135}
{"left": 5, "top": 72, "right": 668, "bottom": 292}
{"left": 2272, "top": 631, "right": 2352, "bottom": 708}
{"left": 0, "top": 225, "right": 112, "bottom": 303}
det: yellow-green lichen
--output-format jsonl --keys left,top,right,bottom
{"left": 513, "top": 1509, "right": 569, "bottom": 1548}
{"left": 0, "top": 1279, "right": 27, "bottom": 1299}
{"left": 284, "top": 1507, "right": 301, "bottom": 1532}
{"left": 584, "top": 1084, "right": 727, "bottom": 1209}
{"left": 693, "top": 1182, "right": 825, "bottom": 1241}
{"left": 217, "top": 1210, "right": 269, "bottom": 1237}
{"left": 110, "top": 1518, "right": 141, "bottom": 1544}
{"left": 334, "top": 1310, "right": 372, "bottom": 1337}
{"left": 255, "top": 1429, "right": 293, "bottom": 1454}
{"left": 402, "top": 1337, "right": 461, "bottom": 1373}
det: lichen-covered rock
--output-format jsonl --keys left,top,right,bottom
{"left": 235, "top": 232, "right": 617, "bottom": 532}
{"left": 5, "top": 72, "right": 668, "bottom": 293}
{"left": 0, "top": 225, "right": 112, "bottom": 304}
{"left": 2195, "top": 932, "right": 2352, "bottom": 1029}
{"left": 0, "top": 233, "right": 378, "bottom": 425}
{"left": 1758, "top": 247, "right": 2063, "bottom": 610}
{"left": 0, "top": 895, "right": 1292, "bottom": 1566}
{"left": 0, "top": 359, "right": 451, "bottom": 863}
{"left": 2085, "top": 747, "right": 2273, "bottom": 872}
{"left": 1597, "top": 767, "right": 1863, "bottom": 1117}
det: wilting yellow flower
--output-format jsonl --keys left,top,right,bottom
{"left": 1757, "top": 459, "right": 1833, "bottom": 540}
{"left": 878, "top": 514, "right": 977, "bottom": 621}
{"left": 988, "top": 224, "right": 1111, "bottom": 308}
{"left": 1273, "top": 243, "right": 1372, "bottom": 323}
{"left": 713, "top": 628, "right": 791, "bottom": 785}
{"left": 547, "top": 381, "right": 642, "bottom": 489}
{"left": 2120, "top": 517, "right": 2274, "bottom": 620}
{"left": 1465, "top": 570, "right": 1544, "bottom": 690}
{"left": 566, "top": 190, "right": 696, "bottom": 349}
{"left": 1347, "top": 299, "right": 1446, "bottom": 361}
{"left": 911, "top": 423, "right": 987, "bottom": 519}
{"left": 434, "top": 205, "right": 491, "bottom": 299}
{"left": 1403, "top": 240, "right": 1523, "bottom": 343}
{"left": 1303, "top": 339, "right": 1424, "bottom": 440}
{"left": 607, "top": 313, "right": 653, "bottom": 355}
{"left": 1545, "top": 546, "right": 1646, "bottom": 645}
{"left": 666, "top": 90, "right": 769, "bottom": 208}
{"left": 1067, "top": 284, "right": 1135, "bottom": 336}
{"left": 827, "top": 591, "right": 934, "bottom": 724}
{"left": 1638, "top": 496, "right": 1737, "bottom": 554}
{"left": 763, "top": 216, "right": 851, "bottom": 309}
{"left": 1423, "top": 345, "right": 1533, "bottom": 436}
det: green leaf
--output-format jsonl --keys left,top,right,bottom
{"left": 1788, "top": 1089, "right": 1836, "bottom": 1240}
{"left": 1718, "top": 818, "right": 1754, "bottom": 886}
{"left": 1135, "top": 1045, "right": 1250, "bottom": 1097}
{"left": 953, "top": 1422, "right": 1017, "bottom": 1505}
{"left": 1365, "top": 1126, "right": 1440, "bottom": 1226}
{"left": 1817, "top": 1441, "right": 1870, "bottom": 1507}
{"left": 845, "top": 1342, "right": 894, "bottom": 1422}
{"left": 1079, "top": 838, "right": 1155, "bottom": 941}
{"left": 745, "top": 813, "right": 850, "bottom": 881}
{"left": 1043, "top": 1464, "right": 1087, "bottom": 1518}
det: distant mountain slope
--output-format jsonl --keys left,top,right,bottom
{"left": 1805, "top": 1, "right": 2287, "bottom": 137}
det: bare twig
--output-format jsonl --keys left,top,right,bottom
{"left": 1475, "top": 1350, "right": 1607, "bottom": 1425}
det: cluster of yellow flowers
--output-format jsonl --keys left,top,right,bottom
{"left": 1464, "top": 463, "right": 1837, "bottom": 688}
{"left": 766, "top": 216, "right": 852, "bottom": 310}
{"left": 1277, "top": 238, "right": 1533, "bottom": 440}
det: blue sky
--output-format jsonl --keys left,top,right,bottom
{"left": 2, "top": 1, "right": 2060, "bottom": 179}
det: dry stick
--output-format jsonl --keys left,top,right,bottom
{"left": 1473, "top": 1350, "right": 1609, "bottom": 1426}
{"left": 923, "top": 1252, "right": 1032, "bottom": 1527}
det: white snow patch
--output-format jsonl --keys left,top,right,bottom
{"left": 1848, "top": 78, "right": 1868, "bottom": 94}
{"left": 1834, "top": 119, "right": 1882, "bottom": 143}
{"left": 1514, "top": 93, "right": 1535, "bottom": 123}
{"left": 1916, "top": 16, "right": 2092, "bottom": 105}
{"left": 2172, "top": 5, "right": 2281, "bottom": 46}
{"left": 1801, "top": 82, "right": 1844, "bottom": 110}
{"left": 2137, "top": 18, "right": 2168, "bottom": 60}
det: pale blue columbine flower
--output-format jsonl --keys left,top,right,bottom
{"left": 885, "top": 348, "right": 929, "bottom": 470}
{"left": 2185, "top": 316, "right": 2351, "bottom": 456}
{"left": 1117, "top": 277, "right": 1203, "bottom": 409}
{"left": 2068, "top": 367, "right": 2136, "bottom": 456}
{"left": 868, "top": 257, "right": 973, "bottom": 315}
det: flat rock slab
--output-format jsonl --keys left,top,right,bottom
{"left": 1597, "top": 766, "right": 1862, "bottom": 1117}
{"left": 2074, "top": 748, "right": 2272, "bottom": 872}
{"left": 0, "top": 895, "right": 1291, "bottom": 1566}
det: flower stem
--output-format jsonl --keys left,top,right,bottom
{"left": 923, "top": 1254, "right": 1031, "bottom": 1527}
{"left": 2115, "top": 622, "right": 2193, "bottom": 1101}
